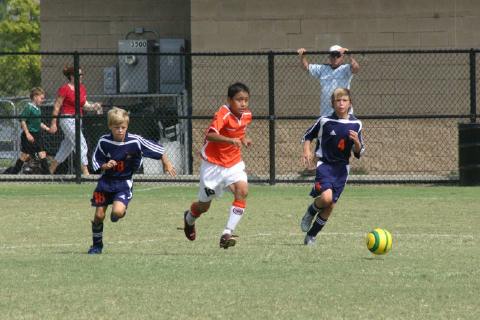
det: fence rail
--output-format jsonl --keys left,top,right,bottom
{"left": 0, "top": 49, "right": 479, "bottom": 184}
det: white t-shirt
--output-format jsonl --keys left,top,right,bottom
{"left": 308, "top": 63, "right": 353, "bottom": 116}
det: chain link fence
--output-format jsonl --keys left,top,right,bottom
{"left": 0, "top": 49, "right": 478, "bottom": 183}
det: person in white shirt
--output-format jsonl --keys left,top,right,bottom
{"left": 297, "top": 44, "right": 360, "bottom": 116}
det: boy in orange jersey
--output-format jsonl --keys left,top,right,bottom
{"left": 183, "top": 82, "right": 252, "bottom": 249}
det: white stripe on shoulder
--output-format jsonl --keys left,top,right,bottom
{"left": 219, "top": 105, "right": 231, "bottom": 120}
{"left": 326, "top": 118, "right": 362, "bottom": 125}
{"left": 129, "top": 133, "right": 164, "bottom": 153}
{"left": 208, "top": 127, "right": 219, "bottom": 134}
{"left": 303, "top": 117, "right": 322, "bottom": 138}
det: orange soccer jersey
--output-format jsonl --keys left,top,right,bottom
{"left": 200, "top": 105, "right": 252, "bottom": 168}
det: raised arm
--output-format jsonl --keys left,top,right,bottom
{"left": 297, "top": 48, "right": 310, "bottom": 71}
{"left": 348, "top": 52, "right": 360, "bottom": 74}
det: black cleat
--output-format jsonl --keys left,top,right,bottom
{"left": 183, "top": 211, "right": 196, "bottom": 241}
{"left": 219, "top": 233, "right": 236, "bottom": 249}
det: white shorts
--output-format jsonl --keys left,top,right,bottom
{"left": 197, "top": 160, "right": 248, "bottom": 202}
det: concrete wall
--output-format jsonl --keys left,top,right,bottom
{"left": 41, "top": 0, "right": 480, "bottom": 53}
{"left": 191, "top": 0, "right": 480, "bottom": 52}
{"left": 40, "top": 0, "right": 190, "bottom": 51}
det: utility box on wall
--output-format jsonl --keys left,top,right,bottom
{"left": 118, "top": 39, "right": 158, "bottom": 93}
{"left": 159, "top": 38, "right": 186, "bottom": 94}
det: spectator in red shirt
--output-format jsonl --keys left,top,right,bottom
{"left": 49, "top": 65, "right": 102, "bottom": 175}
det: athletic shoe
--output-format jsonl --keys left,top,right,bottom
{"left": 183, "top": 211, "right": 196, "bottom": 241}
{"left": 304, "top": 235, "right": 316, "bottom": 246}
{"left": 219, "top": 233, "right": 236, "bottom": 249}
{"left": 87, "top": 245, "right": 103, "bottom": 254}
{"left": 300, "top": 210, "right": 315, "bottom": 232}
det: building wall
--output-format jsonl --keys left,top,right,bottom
{"left": 191, "top": 0, "right": 480, "bottom": 52}
{"left": 40, "top": 0, "right": 480, "bottom": 53}
{"left": 40, "top": 0, "right": 190, "bottom": 51}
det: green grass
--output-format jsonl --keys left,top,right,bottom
{"left": 0, "top": 183, "right": 479, "bottom": 320}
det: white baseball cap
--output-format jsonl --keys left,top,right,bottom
{"left": 329, "top": 45, "right": 343, "bottom": 52}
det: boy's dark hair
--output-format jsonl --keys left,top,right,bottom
{"left": 62, "top": 64, "right": 82, "bottom": 79}
{"left": 227, "top": 82, "right": 250, "bottom": 98}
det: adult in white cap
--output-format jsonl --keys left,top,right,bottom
{"left": 297, "top": 45, "right": 360, "bottom": 116}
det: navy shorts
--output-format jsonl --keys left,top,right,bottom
{"left": 91, "top": 178, "right": 133, "bottom": 208}
{"left": 309, "top": 162, "right": 349, "bottom": 203}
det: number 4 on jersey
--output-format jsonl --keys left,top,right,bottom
{"left": 337, "top": 138, "right": 345, "bottom": 151}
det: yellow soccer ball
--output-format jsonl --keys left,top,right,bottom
{"left": 366, "top": 228, "right": 392, "bottom": 255}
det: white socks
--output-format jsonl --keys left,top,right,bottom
{"left": 225, "top": 205, "right": 245, "bottom": 233}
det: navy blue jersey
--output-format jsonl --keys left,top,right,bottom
{"left": 92, "top": 132, "right": 164, "bottom": 179}
{"left": 302, "top": 113, "right": 364, "bottom": 165}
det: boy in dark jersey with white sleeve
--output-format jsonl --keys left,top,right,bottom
{"left": 87, "top": 107, "right": 176, "bottom": 254}
{"left": 300, "top": 88, "right": 364, "bottom": 245}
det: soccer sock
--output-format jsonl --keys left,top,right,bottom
{"left": 12, "top": 159, "right": 24, "bottom": 174}
{"left": 307, "top": 215, "right": 327, "bottom": 237}
{"left": 91, "top": 221, "right": 104, "bottom": 247}
{"left": 40, "top": 158, "right": 49, "bottom": 174}
{"left": 185, "top": 203, "right": 202, "bottom": 226}
{"left": 225, "top": 200, "right": 246, "bottom": 233}
{"left": 306, "top": 202, "right": 322, "bottom": 216}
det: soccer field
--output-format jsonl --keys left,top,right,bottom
{"left": 0, "top": 183, "right": 479, "bottom": 320}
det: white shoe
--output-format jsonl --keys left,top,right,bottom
{"left": 300, "top": 210, "right": 315, "bottom": 232}
{"left": 304, "top": 234, "right": 316, "bottom": 246}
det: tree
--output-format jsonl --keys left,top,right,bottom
{"left": 0, "top": 0, "right": 40, "bottom": 97}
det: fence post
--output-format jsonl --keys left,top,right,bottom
{"left": 469, "top": 49, "right": 477, "bottom": 123}
{"left": 458, "top": 49, "right": 480, "bottom": 185}
{"left": 74, "top": 52, "right": 81, "bottom": 184}
{"left": 185, "top": 51, "right": 193, "bottom": 174}
{"left": 268, "top": 52, "right": 276, "bottom": 185}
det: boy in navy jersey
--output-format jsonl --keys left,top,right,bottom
{"left": 88, "top": 107, "right": 176, "bottom": 254}
{"left": 299, "top": 88, "right": 364, "bottom": 245}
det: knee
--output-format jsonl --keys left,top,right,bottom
{"left": 95, "top": 210, "right": 106, "bottom": 221}
{"left": 315, "top": 196, "right": 333, "bottom": 209}
{"left": 235, "top": 189, "right": 248, "bottom": 200}
{"left": 193, "top": 201, "right": 210, "bottom": 214}
{"left": 111, "top": 209, "right": 125, "bottom": 218}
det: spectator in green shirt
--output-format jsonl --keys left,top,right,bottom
{"left": 4, "top": 87, "right": 52, "bottom": 174}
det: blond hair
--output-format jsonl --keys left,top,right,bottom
{"left": 30, "top": 87, "right": 45, "bottom": 99}
{"left": 330, "top": 87, "right": 352, "bottom": 106}
{"left": 108, "top": 107, "right": 130, "bottom": 127}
